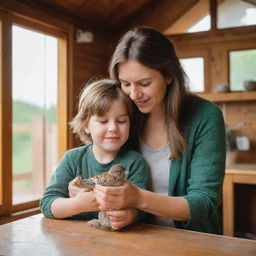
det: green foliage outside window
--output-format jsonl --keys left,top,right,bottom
{"left": 230, "top": 49, "right": 256, "bottom": 91}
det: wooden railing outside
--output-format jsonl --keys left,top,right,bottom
{"left": 12, "top": 116, "right": 57, "bottom": 199}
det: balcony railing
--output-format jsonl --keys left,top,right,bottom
{"left": 12, "top": 115, "right": 57, "bottom": 203}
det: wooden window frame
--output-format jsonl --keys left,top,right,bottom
{"left": 0, "top": 7, "right": 74, "bottom": 223}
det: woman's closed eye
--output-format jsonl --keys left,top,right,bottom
{"left": 139, "top": 79, "right": 151, "bottom": 87}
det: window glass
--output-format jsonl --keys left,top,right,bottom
{"left": 187, "top": 14, "right": 210, "bottom": 33}
{"left": 180, "top": 58, "right": 205, "bottom": 92}
{"left": 217, "top": 0, "right": 256, "bottom": 29}
{"left": 229, "top": 49, "right": 256, "bottom": 91}
{"left": 12, "top": 25, "right": 58, "bottom": 204}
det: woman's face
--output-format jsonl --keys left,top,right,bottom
{"left": 118, "top": 60, "right": 169, "bottom": 114}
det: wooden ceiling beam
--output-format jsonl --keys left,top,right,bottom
{"left": 117, "top": 0, "right": 201, "bottom": 34}
{"left": 164, "top": 0, "right": 209, "bottom": 34}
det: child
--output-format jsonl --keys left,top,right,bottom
{"left": 40, "top": 79, "right": 148, "bottom": 230}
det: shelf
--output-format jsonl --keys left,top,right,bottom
{"left": 196, "top": 91, "right": 256, "bottom": 102}
{"left": 226, "top": 163, "right": 256, "bottom": 175}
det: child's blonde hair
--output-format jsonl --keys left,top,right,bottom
{"left": 70, "top": 79, "right": 132, "bottom": 144}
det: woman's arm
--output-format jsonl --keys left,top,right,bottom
{"left": 94, "top": 181, "right": 189, "bottom": 221}
{"left": 137, "top": 189, "right": 189, "bottom": 221}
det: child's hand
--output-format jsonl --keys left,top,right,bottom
{"left": 68, "top": 177, "right": 91, "bottom": 197}
{"left": 51, "top": 189, "right": 99, "bottom": 218}
{"left": 73, "top": 190, "right": 99, "bottom": 212}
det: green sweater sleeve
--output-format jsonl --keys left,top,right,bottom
{"left": 39, "top": 150, "right": 77, "bottom": 218}
{"left": 185, "top": 102, "right": 225, "bottom": 228}
{"left": 126, "top": 156, "right": 149, "bottom": 190}
{"left": 175, "top": 98, "right": 226, "bottom": 233}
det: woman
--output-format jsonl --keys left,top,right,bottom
{"left": 69, "top": 27, "right": 226, "bottom": 234}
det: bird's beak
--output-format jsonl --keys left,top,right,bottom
{"left": 124, "top": 170, "right": 129, "bottom": 175}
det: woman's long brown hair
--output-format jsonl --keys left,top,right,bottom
{"left": 109, "top": 27, "right": 188, "bottom": 159}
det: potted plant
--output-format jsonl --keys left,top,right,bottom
{"left": 225, "top": 126, "right": 237, "bottom": 166}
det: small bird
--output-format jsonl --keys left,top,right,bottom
{"left": 74, "top": 164, "right": 128, "bottom": 231}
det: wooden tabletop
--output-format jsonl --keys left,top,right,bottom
{"left": 0, "top": 214, "right": 255, "bottom": 256}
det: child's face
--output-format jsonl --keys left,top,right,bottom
{"left": 85, "top": 99, "right": 130, "bottom": 161}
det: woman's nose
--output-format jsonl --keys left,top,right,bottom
{"left": 130, "top": 87, "right": 141, "bottom": 100}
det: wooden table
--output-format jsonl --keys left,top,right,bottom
{"left": 0, "top": 214, "right": 255, "bottom": 256}
{"left": 223, "top": 164, "right": 256, "bottom": 236}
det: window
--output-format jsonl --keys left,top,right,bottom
{"left": 229, "top": 49, "right": 256, "bottom": 91}
{"left": 217, "top": 0, "right": 256, "bottom": 29}
{"left": 180, "top": 58, "right": 205, "bottom": 92}
{"left": 187, "top": 14, "right": 210, "bottom": 33}
{"left": 12, "top": 26, "right": 58, "bottom": 204}
{"left": 0, "top": 10, "right": 71, "bottom": 220}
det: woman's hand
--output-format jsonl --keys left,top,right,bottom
{"left": 94, "top": 180, "right": 140, "bottom": 210}
{"left": 68, "top": 176, "right": 91, "bottom": 197}
{"left": 106, "top": 208, "right": 139, "bottom": 230}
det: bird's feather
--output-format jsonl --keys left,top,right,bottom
{"left": 75, "top": 164, "right": 127, "bottom": 188}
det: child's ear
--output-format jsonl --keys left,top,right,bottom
{"left": 83, "top": 121, "right": 90, "bottom": 134}
{"left": 84, "top": 126, "right": 90, "bottom": 134}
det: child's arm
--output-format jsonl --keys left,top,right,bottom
{"left": 40, "top": 148, "right": 100, "bottom": 219}
{"left": 51, "top": 189, "right": 99, "bottom": 218}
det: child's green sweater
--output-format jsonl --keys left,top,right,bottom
{"left": 40, "top": 145, "right": 148, "bottom": 220}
